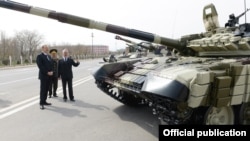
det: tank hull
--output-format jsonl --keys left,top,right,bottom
{"left": 93, "top": 56, "right": 250, "bottom": 124}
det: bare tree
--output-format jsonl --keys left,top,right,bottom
{"left": 82, "top": 45, "right": 93, "bottom": 58}
{"left": 0, "top": 31, "right": 20, "bottom": 65}
{"left": 0, "top": 31, "right": 8, "bottom": 60}
{"left": 9, "top": 38, "right": 20, "bottom": 61}
{"left": 14, "top": 30, "right": 44, "bottom": 60}
{"left": 71, "top": 44, "right": 83, "bottom": 59}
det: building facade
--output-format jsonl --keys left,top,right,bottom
{"left": 85, "top": 45, "right": 109, "bottom": 55}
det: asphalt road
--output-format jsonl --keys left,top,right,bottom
{"left": 0, "top": 59, "right": 159, "bottom": 141}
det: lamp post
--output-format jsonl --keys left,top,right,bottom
{"left": 91, "top": 32, "right": 94, "bottom": 59}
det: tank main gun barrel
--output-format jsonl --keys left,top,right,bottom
{"left": 116, "top": 35, "right": 155, "bottom": 50}
{"left": 115, "top": 35, "right": 137, "bottom": 45}
{"left": 0, "top": 0, "right": 186, "bottom": 53}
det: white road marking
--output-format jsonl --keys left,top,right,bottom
{"left": 0, "top": 77, "right": 37, "bottom": 85}
{"left": 0, "top": 92, "right": 8, "bottom": 96}
{"left": 0, "top": 96, "right": 38, "bottom": 113}
{"left": 0, "top": 67, "right": 36, "bottom": 77}
{"left": 0, "top": 75, "right": 94, "bottom": 120}
{"left": 0, "top": 100, "right": 39, "bottom": 119}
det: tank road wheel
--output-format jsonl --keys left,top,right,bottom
{"left": 191, "top": 106, "right": 208, "bottom": 124}
{"left": 204, "top": 106, "right": 234, "bottom": 125}
{"left": 119, "top": 90, "right": 144, "bottom": 106}
{"left": 239, "top": 103, "right": 250, "bottom": 125}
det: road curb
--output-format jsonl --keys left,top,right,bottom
{"left": 0, "top": 64, "right": 36, "bottom": 70}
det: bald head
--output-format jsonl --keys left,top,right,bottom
{"left": 41, "top": 45, "right": 49, "bottom": 54}
{"left": 62, "top": 48, "right": 69, "bottom": 57}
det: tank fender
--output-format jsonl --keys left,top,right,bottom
{"left": 141, "top": 75, "right": 189, "bottom": 102}
{"left": 92, "top": 59, "right": 140, "bottom": 80}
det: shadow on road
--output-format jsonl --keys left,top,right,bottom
{"left": 0, "top": 99, "right": 12, "bottom": 108}
{"left": 45, "top": 105, "right": 87, "bottom": 118}
{"left": 71, "top": 99, "right": 110, "bottom": 111}
{"left": 52, "top": 97, "right": 110, "bottom": 111}
{"left": 113, "top": 105, "right": 159, "bottom": 137}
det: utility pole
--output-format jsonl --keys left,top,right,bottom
{"left": 91, "top": 32, "right": 94, "bottom": 59}
{"left": 244, "top": 0, "right": 247, "bottom": 23}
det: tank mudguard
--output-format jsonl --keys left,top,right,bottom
{"left": 92, "top": 60, "right": 140, "bottom": 80}
{"left": 141, "top": 75, "right": 189, "bottom": 102}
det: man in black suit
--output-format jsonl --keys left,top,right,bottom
{"left": 36, "top": 45, "right": 53, "bottom": 110}
{"left": 58, "top": 48, "right": 80, "bottom": 102}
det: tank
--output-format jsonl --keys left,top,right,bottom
{"left": 103, "top": 35, "right": 166, "bottom": 63}
{"left": 102, "top": 35, "right": 146, "bottom": 63}
{"left": 114, "top": 35, "right": 158, "bottom": 58}
{"left": 115, "top": 35, "right": 143, "bottom": 58}
{"left": 0, "top": 1, "right": 250, "bottom": 125}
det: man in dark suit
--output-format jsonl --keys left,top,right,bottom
{"left": 36, "top": 45, "right": 53, "bottom": 110}
{"left": 58, "top": 48, "right": 80, "bottom": 102}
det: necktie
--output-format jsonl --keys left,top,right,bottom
{"left": 47, "top": 55, "right": 50, "bottom": 61}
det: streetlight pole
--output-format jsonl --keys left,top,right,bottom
{"left": 91, "top": 32, "right": 94, "bottom": 59}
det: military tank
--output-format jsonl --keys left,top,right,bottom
{"left": 114, "top": 35, "right": 157, "bottom": 58}
{"left": 115, "top": 35, "right": 143, "bottom": 59}
{"left": 103, "top": 35, "right": 163, "bottom": 62}
{"left": 0, "top": 0, "right": 250, "bottom": 125}
{"left": 102, "top": 35, "right": 141, "bottom": 63}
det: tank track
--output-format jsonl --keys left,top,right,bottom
{"left": 95, "top": 80, "right": 144, "bottom": 106}
{"left": 145, "top": 94, "right": 194, "bottom": 125}
{"left": 96, "top": 79, "right": 194, "bottom": 124}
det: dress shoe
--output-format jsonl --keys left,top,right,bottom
{"left": 70, "top": 99, "right": 75, "bottom": 102}
{"left": 48, "top": 95, "right": 52, "bottom": 98}
{"left": 44, "top": 102, "right": 52, "bottom": 106}
{"left": 53, "top": 95, "right": 58, "bottom": 97}
{"left": 40, "top": 105, "right": 45, "bottom": 110}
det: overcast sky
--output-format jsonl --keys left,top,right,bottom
{"left": 0, "top": 0, "right": 249, "bottom": 51}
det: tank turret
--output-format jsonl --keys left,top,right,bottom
{"left": 188, "top": 4, "right": 250, "bottom": 57}
{"left": 1, "top": 0, "right": 250, "bottom": 125}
